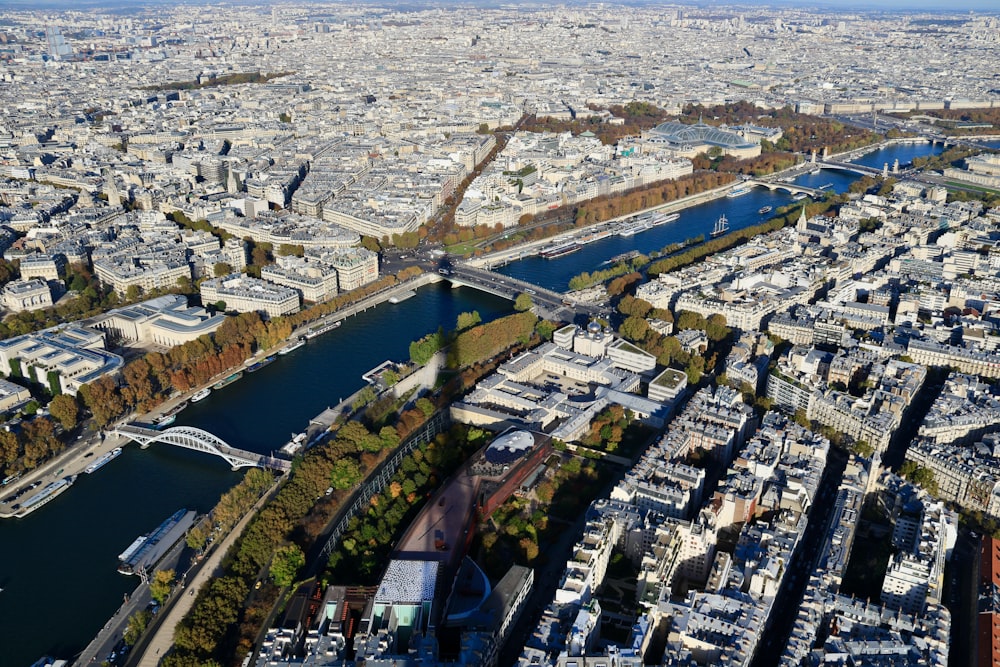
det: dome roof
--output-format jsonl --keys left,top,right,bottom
{"left": 484, "top": 430, "right": 535, "bottom": 465}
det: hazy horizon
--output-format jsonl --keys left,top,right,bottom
{"left": 4, "top": 0, "right": 1000, "bottom": 14}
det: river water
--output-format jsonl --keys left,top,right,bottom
{"left": 0, "top": 283, "right": 510, "bottom": 667}
{"left": 0, "top": 140, "right": 945, "bottom": 667}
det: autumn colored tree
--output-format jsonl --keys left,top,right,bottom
{"left": 149, "top": 569, "right": 175, "bottom": 605}
{"left": 48, "top": 393, "right": 80, "bottom": 431}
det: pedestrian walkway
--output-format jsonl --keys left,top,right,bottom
{"left": 136, "top": 487, "right": 275, "bottom": 666}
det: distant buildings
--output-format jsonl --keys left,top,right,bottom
{"left": 200, "top": 273, "right": 300, "bottom": 318}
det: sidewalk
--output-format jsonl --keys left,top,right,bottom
{"left": 136, "top": 487, "right": 275, "bottom": 666}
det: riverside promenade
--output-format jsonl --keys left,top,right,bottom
{"left": 133, "top": 486, "right": 276, "bottom": 667}
{"left": 465, "top": 181, "right": 736, "bottom": 269}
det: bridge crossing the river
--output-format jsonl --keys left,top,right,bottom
{"left": 113, "top": 424, "right": 291, "bottom": 471}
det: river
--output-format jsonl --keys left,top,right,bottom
{"left": 0, "top": 282, "right": 511, "bottom": 667}
{"left": 0, "top": 140, "right": 945, "bottom": 667}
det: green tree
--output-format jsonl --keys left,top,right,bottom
{"left": 416, "top": 397, "right": 436, "bottom": 417}
{"left": 456, "top": 311, "right": 482, "bottom": 331}
{"left": 705, "top": 314, "right": 731, "bottom": 342}
{"left": 123, "top": 609, "right": 151, "bottom": 646}
{"left": 676, "top": 310, "right": 707, "bottom": 331}
{"left": 270, "top": 544, "right": 305, "bottom": 588}
{"left": 213, "top": 262, "right": 233, "bottom": 277}
{"left": 126, "top": 284, "right": 142, "bottom": 301}
{"left": 149, "top": 569, "right": 176, "bottom": 605}
{"left": 850, "top": 439, "right": 875, "bottom": 458}
{"left": 535, "top": 319, "right": 557, "bottom": 341}
{"left": 330, "top": 458, "right": 362, "bottom": 490}
{"left": 685, "top": 355, "right": 705, "bottom": 385}
{"left": 514, "top": 293, "right": 533, "bottom": 312}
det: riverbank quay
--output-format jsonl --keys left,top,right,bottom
{"left": 0, "top": 274, "right": 442, "bottom": 521}
{"left": 0, "top": 429, "right": 121, "bottom": 519}
{"left": 465, "top": 181, "right": 736, "bottom": 269}
{"left": 130, "top": 483, "right": 279, "bottom": 667}
{"left": 72, "top": 515, "right": 197, "bottom": 667}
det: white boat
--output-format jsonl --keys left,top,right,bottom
{"left": 85, "top": 447, "right": 123, "bottom": 474}
{"left": 278, "top": 339, "right": 306, "bottom": 355}
{"left": 191, "top": 388, "right": 211, "bottom": 403}
{"left": 389, "top": 290, "right": 416, "bottom": 304}
{"left": 793, "top": 192, "right": 809, "bottom": 201}
{"left": 650, "top": 212, "right": 680, "bottom": 227}
{"left": 726, "top": 185, "right": 752, "bottom": 198}
{"left": 303, "top": 320, "right": 342, "bottom": 339}
{"left": 16, "top": 476, "right": 76, "bottom": 516}
{"left": 280, "top": 432, "right": 309, "bottom": 457}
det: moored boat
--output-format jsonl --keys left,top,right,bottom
{"left": 726, "top": 185, "right": 752, "bottom": 198}
{"left": 540, "top": 241, "right": 581, "bottom": 259}
{"left": 389, "top": 290, "right": 417, "bottom": 304}
{"left": 278, "top": 339, "right": 306, "bottom": 355}
{"left": 118, "top": 509, "right": 197, "bottom": 575}
{"left": 16, "top": 476, "right": 76, "bottom": 517}
{"left": 191, "top": 388, "right": 211, "bottom": 403}
{"left": 85, "top": 447, "right": 123, "bottom": 474}
{"left": 650, "top": 212, "right": 680, "bottom": 226}
{"left": 153, "top": 414, "right": 176, "bottom": 429}
{"left": 280, "top": 432, "right": 309, "bottom": 457}
{"left": 212, "top": 371, "right": 244, "bottom": 389}
{"left": 303, "top": 320, "right": 342, "bottom": 339}
{"left": 246, "top": 355, "right": 277, "bottom": 373}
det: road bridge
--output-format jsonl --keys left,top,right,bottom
{"left": 445, "top": 265, "right": 603, "bottom": 320}
{"left": 747, "top": 179, "right": 828, "bottom": 198}
{"left": 113, "top": 424, "right": 291, "bottom": 471}
{"left": 817, "top": 160, "right": 886, "bottom": 176}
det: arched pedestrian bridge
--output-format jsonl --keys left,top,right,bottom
{"left": 113, "top": 423, "right": 291, "bottom": 472}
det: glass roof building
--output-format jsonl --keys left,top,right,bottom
{"left": 646, "top": 121, "right": 762, "bottom": 159}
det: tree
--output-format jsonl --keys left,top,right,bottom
{"left": 329, "top": 458, "right": 361, "bottom": 490}
{"left": 214, "top": 300, "right": 227, "bottom": 312}
{"left": 360, "top": 236, "right": 381, "bottom": 253}
{"left": 685, "top": 355, "right": 705, "bottom": 385}
{"left": 126, "top": 284, "right": 142, "bottom": 301}
{"left": 514, "top": 293, "right": 533, "bottom": 312}
{"left": 416, "top": 397, "right": 436, "bottom": 418}
{"left": 535, "top": 319, "right": 557, "bottom": 341}
{"left": 270, "top": 544, "right": 305, "bottom": 588}
{"left": 277, "top": 243, "right": 304, "bottom": 257}
{"left": 149, "top": 569, "right": 176, "bottom": 605}
{"left": 705, "top": 314, "right": 731, "bottom": 342}
{"left": 619, "top": 315, "right": 650, "bottom": 342}
{"left": 124, "top": 609, "right": 152, "bottom": 646}
{"left": 851, "top": 439, "right": 875, "bottom": 458}
{"left": 213, "top": 262, "right": 233, "bottom": 277}
{"left": 48, "top": 393, "right": 79, "bottom": 430}
{"left": 676, "top": 310, "right": 707, "bottom": 331}
{"left": 456, "top": 311, "right": 482, "bottom": 331}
